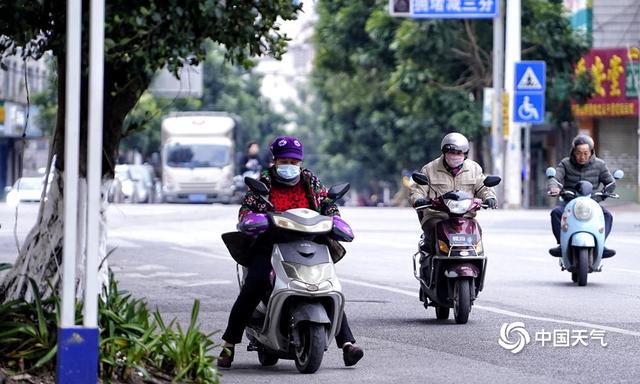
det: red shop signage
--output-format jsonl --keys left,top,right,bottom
{"left": 571, "top": 47, "right": 639, "bottom": 118}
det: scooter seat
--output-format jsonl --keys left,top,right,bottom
{"left": 603, "top": 248, "right": 616, "bottom": 258}
{"left": 548, "top": 246, "right": 561, "bottom": 257}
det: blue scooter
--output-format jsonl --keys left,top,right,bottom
{"left": 545, "top": 167, "right": 624, "bottom": 286}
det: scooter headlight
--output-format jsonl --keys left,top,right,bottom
{"left": 445, "top": 199, "right": 472, "bottom": 214}
{"left": 282, "top": 262, "right": 333, "bottom": 284}
{"left": 573, "top": 200, "right": 593, "bottom": 221}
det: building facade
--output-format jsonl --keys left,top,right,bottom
{"left": 0, "top": 52, "right": 50, "bottom": 195}
{"left": 569, "top": 0, "right": 640, "bottom": 202}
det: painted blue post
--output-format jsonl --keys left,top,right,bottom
{"left": 56, "top": 327, "right": 99, "bottom": 383}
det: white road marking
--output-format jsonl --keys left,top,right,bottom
{"left": 171, "top": 245, "right": 640, "bottom": 336}
{"left": 170, "top": 246, "right": 232, "bottom": 262}
{"left": 120, "top": 272, "right": 197, "bottom": 279}
{"left": 340, "top": 277, "right": 640, "bottom": 337}
{"left": 132, "top": 264, "right": 168, "bottom": 271}
{"left": 164, "top": 279, "right": 232, "bottom": 287}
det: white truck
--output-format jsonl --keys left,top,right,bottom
{"left": 160, "top": 112, "right": 237, "bottom": 203}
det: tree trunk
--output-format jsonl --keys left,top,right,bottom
{"left": 0, "top": 171, "right": 111, "bottom": 302}
{"left": 0, "top": 44, "right": 146, "bottom": 303}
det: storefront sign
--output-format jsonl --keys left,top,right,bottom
{"left": 571, "top": 47, "right": 639, "bottom": 117}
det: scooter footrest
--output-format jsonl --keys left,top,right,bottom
{"left": 603, "top": 249, "right": 616, "bottom": 258}
{"left": 548, "top": 247, "right": 561, "bottom": 257}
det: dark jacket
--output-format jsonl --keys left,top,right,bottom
{"left": 547, "top": 155, "right": 615, "bottom": 193}
{"left": 238, "top": 153, "right": 265, "bottom": 174}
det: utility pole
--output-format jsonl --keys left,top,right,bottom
{"left": 491, "top": 0, "right": 505, "bottom": 205}
{"left": 503, "top": 0, "right": 522, "bottom": 208}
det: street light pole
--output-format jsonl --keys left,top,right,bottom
{"left": 491, "top": 0, "right": 505, "bottom": 206}
{"left": 503, "top": 0, "right": 522, "bottom": 208}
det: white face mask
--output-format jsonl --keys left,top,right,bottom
{"left": 445, "top": 153, "right": 465, "bottom": 168}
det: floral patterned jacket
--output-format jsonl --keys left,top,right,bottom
{"left": 238, "top": 167, "right": 340, "bottom": 221}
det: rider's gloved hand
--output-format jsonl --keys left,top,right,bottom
{"left": 483, "top": 197, "right": 497, "bottom": 209}
{"left": 237, "top": 212, "right": 269, "bottom": 237}
{"left": 414, "top": 198, "right": 430, "bottom": 208}
{"left": 330, "top": 216, "right": 354, "bottom": 242}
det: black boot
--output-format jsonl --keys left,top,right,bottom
{"left": 217, "top": 346, "right": 235, "bottom": 368}
{"left": 343, "top": 344, "right": 364, "bottom": 367}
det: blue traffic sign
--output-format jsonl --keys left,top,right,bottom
{"left": 515, "top": 61, "right": 546, "bottom": 92}
{"left": 390, "top": 0, "right": 498, "bottom": 18}
{"left": 514, "top": 61, "right": 546, "bottom": 124}
{"left": 514, "top": 94, "right": 544, "bottom": 124}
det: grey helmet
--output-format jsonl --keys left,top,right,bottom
{"left": 571, "top": 134, "right": 594, "bottom": 155}
{"left": 441, "top": 132, "right": 470, "bottom": 154}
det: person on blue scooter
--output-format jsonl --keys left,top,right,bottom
{"left": 547, "top": 134, "right": 616, "bottom": 255}
{"left": 218, "top": 135, "right": 364, "bottom": 369}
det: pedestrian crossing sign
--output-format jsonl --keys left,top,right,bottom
{"left": 515, "top": 61, "right": 546, "bottom": 92}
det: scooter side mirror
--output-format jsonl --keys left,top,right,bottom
{"left": 412, "top": 172, "right": 430, "bottom": 186}
{"left": 483, "top": 176, "right": 501, "bottom": 187}
{"left": 545, "top": 167, "right": 556, "bottom": 178}
{"left": 613, "top": 169, "right": 624, "bottom": 180}
{"left": 327, "top": 183, "right": 350, "bottom": 201}
{"left": 245, "top": 177, "right": 269, "bottom": 195}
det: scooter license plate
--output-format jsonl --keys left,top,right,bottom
{"left": 450, "top": 234, "right": 476, "bottom": 246}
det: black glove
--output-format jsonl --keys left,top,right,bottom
{"left": 483, "top": 197, "right": 497, "bottom": 209}
{"left": 414, "top": 198, "right": 430, "bottom": 208}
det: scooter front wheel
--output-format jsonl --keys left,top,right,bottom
{"left": 453, "top": 278, "right": 471, "bottom": 324}
{"left": 294, "top": 323, "right": 326, "bottom": 374}
{"left": 435, "top": 306, "right": 450, "bottom": 320}
{"left": 577, "top": 248, "right": 589, "bottom": 286}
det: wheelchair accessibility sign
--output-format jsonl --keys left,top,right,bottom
{"left": 514, "top": 61, "right": 545, "bottom": 124}
{"left": 514, "top": 94, "right": 544, "bottom": 123}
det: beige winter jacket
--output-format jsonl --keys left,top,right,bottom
{"left": 409, "top": 156, "right": 496, "bottom": 225}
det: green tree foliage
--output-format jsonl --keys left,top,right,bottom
{"left": 119, "top": 45, "right": 285, "bottom": 161}
{"left": 198, "top": 45, "right": 286, "bottom": 150}
{"left": 0, "top": 0, "right": 301, "bottom": 176}
{"left": 0, "top": 0, "right": 300, "bottom": 302}
{"left": 312, "top": 0, "right": 590, "bottom": 190}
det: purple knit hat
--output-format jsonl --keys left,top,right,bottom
{"left": 270, "top": 136, "right": 304, "bottom": 161}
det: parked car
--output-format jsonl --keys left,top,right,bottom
{"left": 5, "top": 177, "right": 47, "bottom": 208}
{"left": 113, "top": 164, "right": 148, "bottom": 203}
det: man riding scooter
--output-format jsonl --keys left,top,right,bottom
{"left": 409, "top": 132, "right": 497, "bottom": 258}
{"left": 547, "top": 134, "right": 616, "bottom": 256}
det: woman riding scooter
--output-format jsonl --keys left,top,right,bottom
{"left": 218, "top": 136, "right": 364, "bottom": 369}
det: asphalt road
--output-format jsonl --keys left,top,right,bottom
{"left": 1, "top": 201, "right": 639, "bottom": 383}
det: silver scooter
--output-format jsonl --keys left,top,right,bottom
{"left": 230, "top": 178, "right": 353, "bottom": 373}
